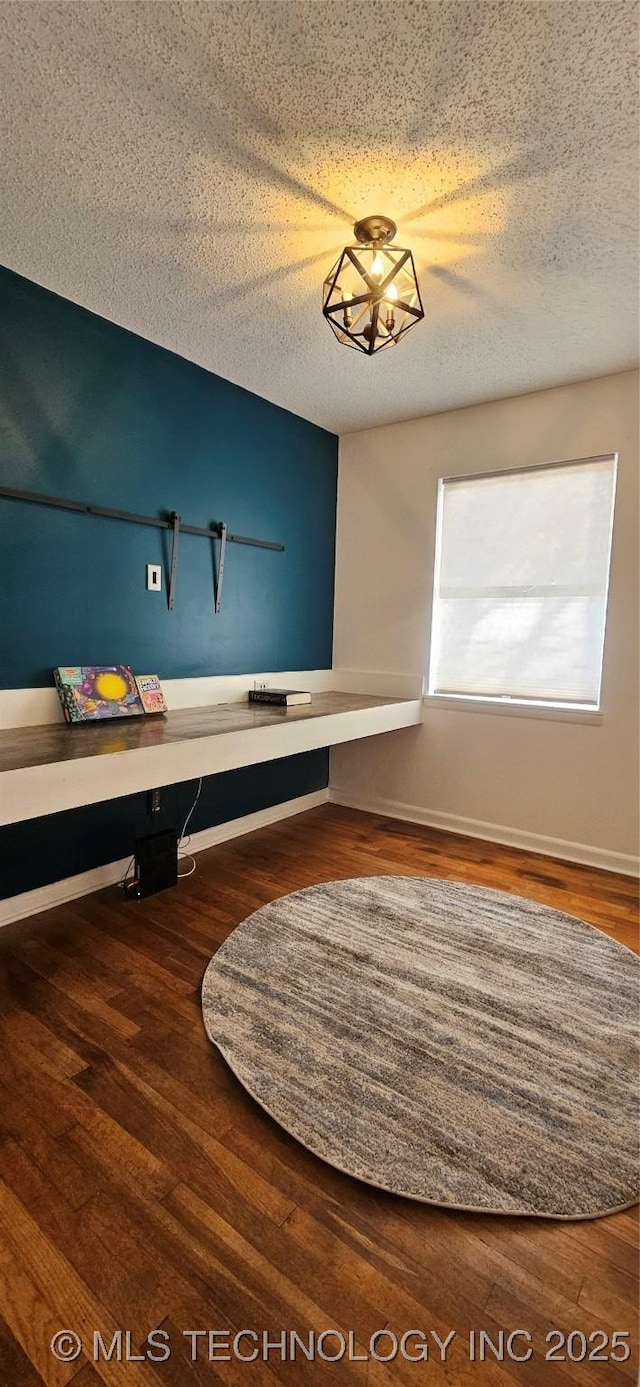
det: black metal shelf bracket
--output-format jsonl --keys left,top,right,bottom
{"left": 168, "top": 511, "right": 180, "bottom": 611}
{"left": 0, "top": 484, "right": 284, "bottom": 614}
{"left": 215, "top": 521, "right": 228, "bottom": 614}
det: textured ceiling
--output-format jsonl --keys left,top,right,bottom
{"left": 0, "top": 0, "right": 637, "bottom": 433}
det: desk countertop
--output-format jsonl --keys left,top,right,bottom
{"left": 0, "top": 692, "right": 423, "bottom": 825}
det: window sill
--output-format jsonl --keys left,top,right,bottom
{"left": 423, "top": 694, "right": 603, "bottom": 726}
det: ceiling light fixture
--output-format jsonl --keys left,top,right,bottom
{"left": 322, "top": 215, "right": 424, "bottom": 355}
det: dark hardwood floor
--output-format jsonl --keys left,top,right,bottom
{"left": 0, "top": 804, "right": 637, "bottom": 1386}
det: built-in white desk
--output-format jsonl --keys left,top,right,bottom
{"left": 0, "top": 692, "right": 423, "bottom": 826}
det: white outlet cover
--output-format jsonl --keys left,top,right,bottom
{"left": 147, "top": 564, "right": 162, "bottom": 591}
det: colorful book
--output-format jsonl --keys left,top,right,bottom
{"left": 135, "top": 674, "right": 168, "bottom": 715}
{"left": 248, "top": 688, "right": 311, "bottom": 707}
{"left": 53, "top": 666, "right": 145, "bottom": 723}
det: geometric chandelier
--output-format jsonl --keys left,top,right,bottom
{"left": 322, "top": 214, "right": 424, "bottom": 355}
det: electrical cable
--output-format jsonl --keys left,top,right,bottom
{"left": 119, "top": 855, "right": 136, "bottom": 892}
{"left": 177, "top": 776, "right": 203, "bottom": 878}
{"left": 119, "top": 776, "right": 203, "bottom": 892}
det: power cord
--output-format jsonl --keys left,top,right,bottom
{"left": 177, "top": 776, "right": 203, "bottom": 878}
{"left": 118, "top": 777, "right": 203, "bottom": 891}
{"left": 119, "top": 855, "right": 136, "bottom": 892}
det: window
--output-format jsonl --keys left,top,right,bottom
{"left": 428, "top": 455, "right": 617, "bottom": 710}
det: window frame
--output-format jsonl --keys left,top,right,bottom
{"left": 426, "top": 452, "right": 618, "bottom": 717}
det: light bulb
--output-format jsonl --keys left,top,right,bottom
{"left": 370, "top": 251, "right": 384, "bottom": 281}
{"left": 386, "top": 282, "right": 398, "bottom": 301}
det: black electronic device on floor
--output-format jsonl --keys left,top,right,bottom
{"left": 127, "top": 828, "right": 178, "bottom": 898}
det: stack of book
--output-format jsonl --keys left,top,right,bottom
{"left": 248, "top": 688, "right": 311, "bottom": 707}
{"left": 53, "top": 667, "right": 167, "bottom": 722}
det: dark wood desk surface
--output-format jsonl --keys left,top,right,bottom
{"left": 0, "top": 693, "right": 410, "bottom": 775}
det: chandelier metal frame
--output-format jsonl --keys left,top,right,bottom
{"left": 322, "top": 214, "right": 424, "bottom": 356}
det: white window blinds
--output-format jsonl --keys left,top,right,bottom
{"left": 428, "top": 456, "right": 617, "bottom": 708}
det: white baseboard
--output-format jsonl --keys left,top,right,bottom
{"left": 0, "top": 789, "right": 329, "bottom": 927}
{"left": 329, "top": 788, "right": 640, "bottom": 878}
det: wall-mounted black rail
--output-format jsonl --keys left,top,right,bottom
{"left": 0, "top": 484, "right": 284, "bottom": 612}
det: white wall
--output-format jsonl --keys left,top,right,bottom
{"left": 331, "top": 371, "right": 639, "bottom": 873}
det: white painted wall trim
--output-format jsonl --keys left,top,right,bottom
{"left": 329, "top": 787, "right": 640, "bottom": 878}
{"left": 0, "top": 670, "right": 336, "bottom": 729}
{"left": 165, "top": 670, "right": 335, "bottom": 708}
{"left": 0, "top": 669, "right": 423, "bottom": 729}
{"left": 423, "top": 693, "right": 604, "bottom": 725}
{"left": 333, "top": 670, "right": 424, "bottom": 699}
{"left": 0, "top": 788, "right": 329, "bottom": 927}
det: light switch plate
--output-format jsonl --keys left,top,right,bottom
{"left": 147, "top": 564, "right": 162, "bottom": 592}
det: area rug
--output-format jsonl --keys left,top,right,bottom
{"left": 201, "top": 876, "right": 639, "bottom": 1219}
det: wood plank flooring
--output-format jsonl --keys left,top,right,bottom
{"left": 0, "top": 804, "right": 637, "bottom": 1386}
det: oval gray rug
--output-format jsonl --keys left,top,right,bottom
{"left": 201, "top": 876, "right": 639, "bottom": 1219}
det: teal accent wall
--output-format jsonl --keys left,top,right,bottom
{"left": 0, "top": 266, "right": 337, "bottom": 686}
{"left": 0, "top": 265, "right": 337, "bottom": 899}
{"left": 0, "top": 753, "right": 328, "bottom": 900}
